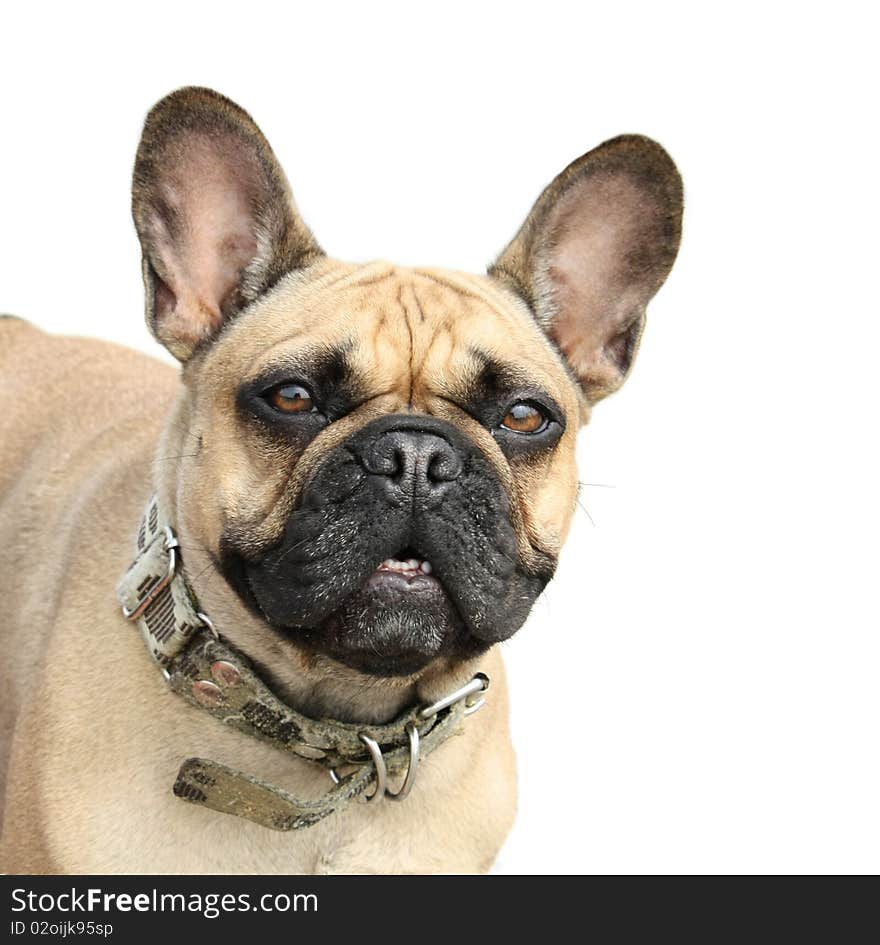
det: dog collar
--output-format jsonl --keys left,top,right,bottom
{"left": 116, "top": 495, "right": 489, "bottom": 831}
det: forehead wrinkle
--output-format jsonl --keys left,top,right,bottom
{"left": 404, "top": 276, "right": 521, "bottom": 407}
{"left": 395, "top": 282, "right": 415, "bottom": 406}
{"left": 411, "top": 267, "right": 533, "bottom": 331}
{"left": 304, "top": 259, "right": 398, "bottom": 292}
{"left": 411, "top": 267, "right": 583, "bottom": 401}
{"left": 219, "top": 268, "right": 401, "bottom": 375}
{"left": 402, "top": 279, "right": 439, "bottom": 382}
{"left": 333, "top": 278, "right": 413, "bottom": 405}
{"left": 336, "top": 259, "right": 398, "bottom": 286}
{"left": 409, "top": 269, "right": 549, "bottom": 366}
{"left": 409, "top": 288, "right": 564, "bottom": 409}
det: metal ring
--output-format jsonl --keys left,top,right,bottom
{"left": 162, "top": 526, "right": 180, "bottom": 552}
{"left": 418, "top": 673, "right": 490, "bottom": 720}
{"left": 464, "top": 696, "right": 487, "bottom": 716}
{"left": 358, "top": 734, "right": 387, "bottom": 804}
{"left": 386, "top": 722, "right": 420, "bottom": 802}
{"left": 196, "top": 612, "right": 220, "bottom": 640}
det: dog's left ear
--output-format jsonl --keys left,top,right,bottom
{"left": 490, "top": 135, "right": 683, "bottom": 404}
{"left": 132, "top": 87, "right": 323, "bottom": 361}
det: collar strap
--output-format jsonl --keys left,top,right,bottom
{"left": 117, "top": 495, "right": 489, "bottom": 831}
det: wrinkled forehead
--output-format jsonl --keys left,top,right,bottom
{"left": 201, "top": 260, "right": 579, "bottom": 413}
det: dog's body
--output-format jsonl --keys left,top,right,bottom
{"left": 0, "top": 89, "right": 681, "bottom": 873}
{"left": 0, "top": 301, "right": 516, "bottom": 874}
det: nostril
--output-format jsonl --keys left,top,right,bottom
{"left": 363, "top": 438, "right": 405, "bottom": 478}
{"left": 427, "top": 449, "right": 462, "bottom": 483}
{"left": 390, "top": 446, "right": 408, "bottom": 481}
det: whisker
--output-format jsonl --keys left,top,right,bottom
{"left": 272, "top": 525, "right": 328, "bottom": 566}
{"left": 163, "top": 420, "right": 203, "bottom": 443}
{"left": 185, "top": 558, "right": 227, "bottom": 600}
{"left": 575, "top": 495, "right": 596, "bottom": 527}
{"left": 189, "top": 559, "right": 217, "bottom": 583}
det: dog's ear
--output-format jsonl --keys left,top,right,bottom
{"left": 132, "top": 87, "right": 322, "bottom": 361}
{"left": 490, "top": 135, "right": 683, "bottom": 404}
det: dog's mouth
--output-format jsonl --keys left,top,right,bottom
{"left": 374, "top": 547, "right": 434, "bottom": 578}
{"left": 317, "top": 545, "right": 467, "bottom": 676}
{"left": 367, "top": 548, "right": 444, "bottom": 600}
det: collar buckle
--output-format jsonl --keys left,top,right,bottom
{"left": 418, "top": 672, "right": 490, "bottom": 720}
{"left": 121, "top": 526, "right": 179, "bottom": 621}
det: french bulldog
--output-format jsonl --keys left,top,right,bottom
{"left": 0, "top": 87, "right": 681, "bottom": 873}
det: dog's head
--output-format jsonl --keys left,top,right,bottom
{"left": 132, "top": 88, "right": 682, "bottom": 677}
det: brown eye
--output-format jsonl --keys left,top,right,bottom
{"left": 501, "top": 402, "right": 548, "bottom": 434}
{"left": 267, "top": 383, "right": 314, "bottom": 414}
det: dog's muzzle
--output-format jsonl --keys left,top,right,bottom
{"left": 234, "top": 414, "right": 551, "bottom": 676}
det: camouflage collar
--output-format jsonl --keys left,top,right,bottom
{"left": 117, "top": 495, "right": 489, "bottom": 832}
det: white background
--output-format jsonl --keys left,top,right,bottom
{"left": 2, "top": 3, "right": 877, "bottom": 874}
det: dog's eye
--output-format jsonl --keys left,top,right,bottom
{"left": 500, "top": 401, "right": 548, "bottom": 434}
{"left": 266, "top": 382, "right": 315, "bottom": 414}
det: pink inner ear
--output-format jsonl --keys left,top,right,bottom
{"left": 543, "top": 172, "right": 658, "bottom": 391}
{"left": 150, "top": 133, "right": 261, "bottom": 347}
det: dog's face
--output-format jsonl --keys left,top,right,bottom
{"left": 132, "top": 88, "right": 682, "bottom": 676}
{"left": 165, "top": 263, "right": 580, "bottom": 676}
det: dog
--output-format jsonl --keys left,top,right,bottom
{"left": 0, "top": 87, "right": 681, "bottom": 873}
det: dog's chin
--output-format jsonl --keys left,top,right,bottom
{"left": 305, "top": 569, "right": 480, "bottom": 677}
{"left": 238, "top": 560, "right": 486, "bottom": 678}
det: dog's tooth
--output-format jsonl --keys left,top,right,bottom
{"left": 377, "top": 556, "right": 430, "bottom": 575}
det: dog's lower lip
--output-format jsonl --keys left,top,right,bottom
{"left": 366, "top": 569, "right": 441, "bottom": 590}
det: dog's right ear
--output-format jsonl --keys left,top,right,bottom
{"left": 132, "top": 87, "right": 322, "bottom": 361}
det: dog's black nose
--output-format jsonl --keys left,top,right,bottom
{"left": 361, "top": 429, "right": 463, "bottom": 503}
